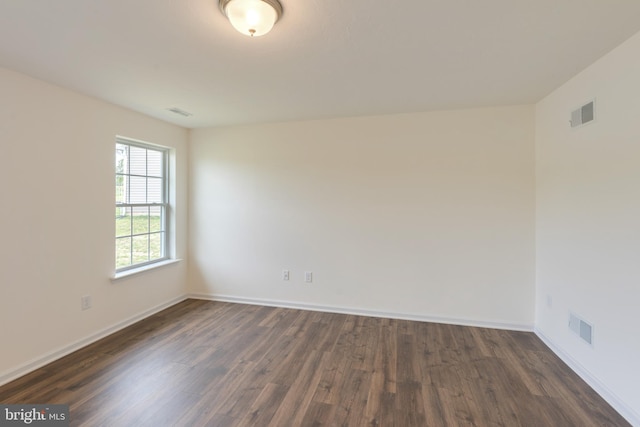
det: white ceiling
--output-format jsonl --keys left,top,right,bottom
{"left": 1, "top": 1, "right": 640, "bottom": 128}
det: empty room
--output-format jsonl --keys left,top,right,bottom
{"left": 1, "top": 1, "right": 639, "bottom": 426}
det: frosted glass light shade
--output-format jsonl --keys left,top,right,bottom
{"left": 220, "top": 0, "right": 283, "bottom": 37}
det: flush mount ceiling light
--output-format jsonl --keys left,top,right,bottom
{"left": 219, "top": 0, "right": 283, "bottom": 37}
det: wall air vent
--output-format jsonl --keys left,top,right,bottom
{"left": 167, "top": 107, "right": 193, "bottom": 117}
{"left": 569, "top": 312, "right": 593, "bottom": 345}
{"left": 570, "top": 100, "right": 595, "bottom": 128}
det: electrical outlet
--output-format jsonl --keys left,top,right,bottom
{"left": 305, "top": 271, "right": 312, "bottom": 283}
{"left": 546, "top": 295, "right": 553, "bottom": 308}
{"left": 282, "top": 269, "right": 290, "bottom": 281}
{"left": 81, "top": 295, "right": 92, "bottom": 311}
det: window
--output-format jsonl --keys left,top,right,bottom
{"left": 115, "top": 139, "right": 168, "bottom": 272}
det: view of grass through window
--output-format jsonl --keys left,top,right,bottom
{"left": 116, "top": 141, "right": 167, "bottom": 271}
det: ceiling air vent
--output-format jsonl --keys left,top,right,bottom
{"left": 167, "top": 107, "right": 193, "bottom": 117}
{"left": 570, "top": 100, "right": 595, "bottom": 128}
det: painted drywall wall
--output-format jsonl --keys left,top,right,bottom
{"left": 0, "top": 67, "right": 188, "bottom": 382}
{"left": 189, "top": 106, "right": 536, "bottom": 328}
{"left": 535, "top": 31, "right": 640, "bottom": 422}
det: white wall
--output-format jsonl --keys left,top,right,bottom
{"left": 0, "top": 67, "right": 188, "bottom": 383}
{"left": 535, "top": 32, "right": 640, "bottom": 423}
{"left": 189, "top": 106, "right": 536, "bottom": 328}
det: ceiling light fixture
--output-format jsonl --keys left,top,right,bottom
{"left": 219, "top": 0, "right": 283, "bottom": 37}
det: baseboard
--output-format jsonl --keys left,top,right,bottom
{"left": 535, "top": 328, "right": 640, "bottom": 427}
{"left": 0, "top": 294, "right": 189, "bottom": 388}
{"left": 188, "top": 293, "right": 534, "bottom": 332}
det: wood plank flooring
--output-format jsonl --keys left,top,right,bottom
{"left": 0, "top": 299, "right": 629, "bottom": 426}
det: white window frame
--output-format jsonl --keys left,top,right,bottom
{"left": 115, "top": 137, "right": 170, "bottom": 273}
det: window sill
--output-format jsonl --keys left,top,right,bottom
{"left": 111, "top": 259, "right": 182, "bottom": 282}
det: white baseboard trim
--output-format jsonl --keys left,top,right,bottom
{"left": 188, "top": 293, "right": 534, "bottom": 332}
{"left": 0, "top": 294, "right": 189, "bottom": 388}
{"left": 535, "top": 328, "right": 640, "bottom": 427}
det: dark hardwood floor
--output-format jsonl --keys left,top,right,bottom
{"left": 0, "top": 299, "right": 629, "bottom": 426}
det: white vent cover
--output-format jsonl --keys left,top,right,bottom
{"left": 569, "top": 313, "right": 593, "bottom": 345}
{"left": 570, "top": 101, "right": 595, "bottom": 128}
{"left": 167, "top": 107, "right": 193, "bottom": 117}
